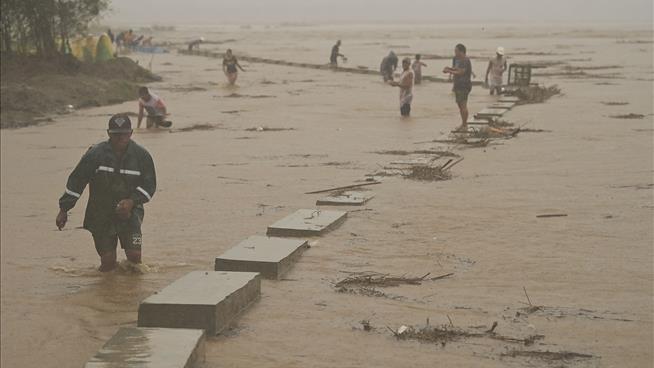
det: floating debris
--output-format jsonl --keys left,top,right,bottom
{"left": 225, "top": 93, "right": 275, "bottom": 98}
{"left": 245, "top": 126, "right": 296, "bottom": 132}
{"left": 501, "top": 349, "right": 596, "bottom": 362}
{"left": 388, "top": 322, "right": 544, "bottom": 346}
{"left": 334, "top": 272, "right": 452, "bottom": 301}
{"left": 454, "top": 127, "right": 520, "bottom": 139}
{"left": 373, "top": 149, "right": 459, "bottom": 157}
{"left": 335, "top": 271, "right": 451, "bottom": 288}
{"left": 609, "top": 113, "right": 646, "bottom": 119}
{"left": 336, "top": 285, "right": 404, "bottom": 300}
{"left": 402, "top": 164, "right": 453, "bottom": 182}
{"left": 431, "top": 138, "right": 491, "bottom": 148}
{"left": 514, "top": 85, "right": 561, "bottom": 104}
{"left": 170, "top": 123, "right": 222, "bottom": 133}
{"left": 488, "top": 119, "right": 515, "bottom": 128}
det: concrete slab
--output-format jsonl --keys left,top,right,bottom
{"left": 266, "top": 209, "right": 347, "bottom": 237}
{"left": 138, "top": 271, "right": 260, "bottom": 335}
{"left": 215, "top": 236, "right": 309, "bottom": 279}
{"left": 499, "top": 96, "right": 520, "bottom": 102}
{"left": 467, "top": 118, "right": 490, "bottom": 125}
{"left": 490, "top": 102, "right": 516, "bottom": 109}
{"left": 316, "top": 191, "right": 375, "bottom": 206}
{"left": 85, "top": 327, "right": 205, "bottom": 368}
{"left": 475, "top": 108, "right": 509, "bottom": 118}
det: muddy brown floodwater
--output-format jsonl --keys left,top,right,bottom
{"left": 1, "top": 23, "right": 653, "bottom": 367}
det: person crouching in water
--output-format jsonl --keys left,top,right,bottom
{"left": 411, "top": 54, "right": 427, "bottom": 84}
{"left": 389, "top": 58, "right": 415, "bottom": 117}
{"left": 188, "top": 37, "right": 205, "bottom": 51}
{"left": 56, "top": 114, "right": 156, "bottom": 272}
{"left": 380, "top": 51, "right": 398, "bottom": 82}
{"left": 137, "top": 87, "right": 171, "bottom": 129}
{"left": 223, "top": 49, "right": 245, "bottom": 85}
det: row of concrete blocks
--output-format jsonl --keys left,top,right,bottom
{"left": 178, "top": 48, "right": 483, "bottom": 85}
{"left": 85, "top": 192, "right": 373, "bottom": 367}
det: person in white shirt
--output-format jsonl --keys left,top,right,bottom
{"left": 137, "top": 87, "right": 171, "bottom": 129}
{"left": 389, "top": 58, "right": 415, "bottom": 117}
{"left": 485, "top": 46, "right": 508, "bottom": 95}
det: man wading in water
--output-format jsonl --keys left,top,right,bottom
{"left": 443, "top": 43, "right": 473, "bottom": 131}
{"left": 56, "top": 114, "right": 156, "bottom": 272}
{"left": 389, "top": 58, "right": 415, "bottom": 117}
{"left": 329, "top": 40, "right": 346, "bottom": 67}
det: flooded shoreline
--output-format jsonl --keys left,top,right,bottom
{"left": 1, "top": 23, "right": 652, "bottom": 367}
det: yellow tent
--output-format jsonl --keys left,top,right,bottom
{"left": 70, "top": 34, "right": 114, "bottom": 62}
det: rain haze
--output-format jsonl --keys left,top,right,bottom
{"left": 105, "top": 0, "right": 654, "bottom": 24}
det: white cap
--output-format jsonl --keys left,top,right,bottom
{"left": 496, "top": 46, "right": 505, "bottom": 55}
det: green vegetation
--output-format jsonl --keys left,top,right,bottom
{"left": 1, "top": 0, "right": 109, "bottom": 57}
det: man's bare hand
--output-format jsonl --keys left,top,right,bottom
{"left": 56, "top": 210, "right": 68, "bottom": 230}
{"left": 115, "top": 199, "right": 134, "bottom": 220}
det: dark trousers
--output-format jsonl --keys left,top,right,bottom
{"left": 400, "top": 103, "right": 411, "bottom": 116}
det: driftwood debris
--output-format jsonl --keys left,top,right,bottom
{"left": 389, "top": 321, "right": 544, "bottom": 346}
{"left": 452, "top": 127, "right": 521, "bottom": 139}
{"left": 501, "top": 349, "right": 595, "bottom": 362}
{"left": 403, "top": 164, "right": 452, "bottom": 182}
{"left": 335, "top": 271, "right": 452, "bottom": 288}
{"left": 514, "top": 85, "right": 561, "bottom": 104}
{"left": 334, "top": 272, "right": 453, "bottom": 301}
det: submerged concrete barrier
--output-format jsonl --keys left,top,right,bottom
{"left": 490, "top": 102, "right": 516, "bottom": 110}
{"left": 215, "top": 236, "right": 309, "bottom": 279}
{"left": 475, "top": 107, "right": 509, "bottom": 119}
{"left": 178, "top": 49, "right": 482, "bottom": 85}
{"left": 138, "top": 271, "right": 261, "bottom": 335}
{"left": 499, "top": 96, "right": 520, "bottom": 103}
{"left": 266, "top": 209, "right": 347, "bottom": 237}
{"left": 85, "top": 327, "right": 205, "bottom": 368}
{"left": 316, "top": 191, "right": 375, "bottom": 206}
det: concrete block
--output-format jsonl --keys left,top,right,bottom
{"left": 316, "top": 191, "right": 374, "bottom": 206}
{"left": 267, "top": 209, "right": 347, "bottom": 237}
{"left": 85, "top": 327, "right": 205, "bottom": 368}
{"left": 490, "top": 102, "right": 516, "bottom": 109}
{"left": 499, "top": 96, "right": 520, "bottom": 102}
{"left": 138, "top": 271, "right": 260, "bottom": 335}
{"left": 475, "top": 108, "right": 508, "bottom": 118}
{"left": 215, "top": 236, "right": 308, "bottom": 279}
{"left": 467, "top": 118, "right": 490, "bottom": 125}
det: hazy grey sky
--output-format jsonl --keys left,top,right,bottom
{"left": 105, "top": 0, "right": 653, "bottom": 25}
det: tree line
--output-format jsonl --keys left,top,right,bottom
{"left": 1, "top": 0, "right": 109, "bottom": 57}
